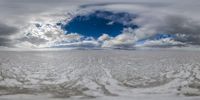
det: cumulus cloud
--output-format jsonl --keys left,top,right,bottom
{"left": 98, "top": 34, "right": 111, "bottom": 41}
{"left": 101, "top": 32, "right": 136, "bottom": 48}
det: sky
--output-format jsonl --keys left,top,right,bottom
{"left": 0, "top": 0, "right": 200, "bottom": 49}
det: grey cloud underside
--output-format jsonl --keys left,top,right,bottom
{"left": 0, "top": 38, "right": 10, "bottom": 46}
{"left": 18, "top": 37, "right": 48, "bottom": 45}
{"left": 0, "top": 23, "right": 18, "bottom": 46}
{"left": 0, "top": 23, "right": 18, "bottom": 36}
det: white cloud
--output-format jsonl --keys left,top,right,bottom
{"left": 101, "top": 33, "right": 136, "bottom": 48}
{"left": 98, "top": 34, "right": 111, "bottom": 41}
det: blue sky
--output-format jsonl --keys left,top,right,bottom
{"left": 63, "top": 10, "right": 138, "bottom": 38}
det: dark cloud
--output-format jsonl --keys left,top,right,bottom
{"left": 0, "top": 37, "right": 12, "bottom": 46}
{"left": 158, "top": 15, "right": 200, "bottom": 45}
{"left": 0, "top": 23, "right": 18, "bottom": 36}
{"left": 0, "top": 23, "right": 18, "bottom": 46}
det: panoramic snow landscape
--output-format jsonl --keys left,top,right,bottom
{"left": 0, "top": 0, "right": 200, "bottom": 100}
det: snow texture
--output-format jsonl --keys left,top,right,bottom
{"left": 0, "top": 50, "right": 200, "bottom": 100}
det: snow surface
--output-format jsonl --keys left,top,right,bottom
{"left": 0, "top": 49, "right": 200, "bottom": 100}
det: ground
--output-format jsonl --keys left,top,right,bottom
{"left": 0, "top": 49, "right": 200, "bottom": 100}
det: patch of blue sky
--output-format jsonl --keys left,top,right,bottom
{"left": 62, "top": 10, "right": 138, "bottom": 39}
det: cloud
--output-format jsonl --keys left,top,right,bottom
{"left": 157, "top": 15, "right": 200, "bottom": 45}
{"left": 98, "top": 34, "right": 111, "bottom": 41}
{"left": 0, "top": 38, "right": 10, "bottom": 46}
{"left": 101, "top": 32, "right": 137, "bottom": 48}
{"left": 0, "top": 23, "right": 18, "bottom": 36}
{"left": 0, "top": 0, "right": 87, "bottom": 26}
{"left": 0, "top": 23, "right": 18, "bottom": 46}
{"left": 1, "top": 0, "right": 200, "bottom": 49}
{"left": 51, "top": 40, "right": 100, "bottom": 48}
{"left": 18, "top": 37, "right": 48, "bottom": 46}
{"left": 135, "top": 38, "right": 185, "bottom": 48}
